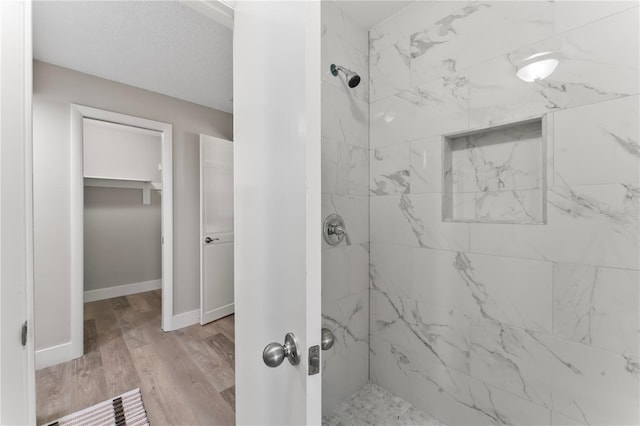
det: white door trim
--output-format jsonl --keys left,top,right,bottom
{"left": 0, "top": 1, "right": 36, "bottom": 422}
{"left": 69, "top": 105, "right": 175, "bottom": 349}
{"left": 24, "top": 2, "right": 36, "bottom": 421}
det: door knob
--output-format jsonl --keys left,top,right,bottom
{"left": 321, "top": 328, "right": 335, "bottom": 350}
{"left": 262, "top": 332, "right": 300, "bottom": 367}
{"left": 204, "top": 236, "right": 219, "bottom": 244}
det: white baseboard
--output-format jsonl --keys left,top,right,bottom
{"left": 84, "top": 279, "right": 162, "bottom": 303}
{"left": 201, "top": 303, "right": 234, "bottom": 325}
{"left": 35, "top": 341, "right": 81, "bottom": 370}
{"left": 165, "top": 309, "right": 201, "bottom": 331}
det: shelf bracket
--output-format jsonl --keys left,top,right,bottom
{"left": 142, "top": 182, "right": 151, "bottom": 205}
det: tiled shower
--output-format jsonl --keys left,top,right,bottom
{"left": 321, "top": 1, "right": 639, "bottom": 425}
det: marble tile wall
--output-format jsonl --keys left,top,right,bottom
{"left": 443, "top": 119, "right": 545, "bottom": 223}
{"left": 321, "top": 0, "right": 370, "bottom": 416}
{"left": 369, "top": 2, "right": 639, "bottom": 425}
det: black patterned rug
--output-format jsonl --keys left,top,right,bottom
{"left": 44, "top": 388, "right": 149, "bottom": 426}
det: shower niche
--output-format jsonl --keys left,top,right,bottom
{"left": 442, "top": 117, "right": 547, "bottom": 224}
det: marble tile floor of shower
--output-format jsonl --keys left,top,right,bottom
{"left": 323, "top": 384, "right": 445, "bottom": 426}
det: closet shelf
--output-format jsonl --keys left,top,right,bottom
{"left": 84, "top": 176, "right": 162, "bottom": 205}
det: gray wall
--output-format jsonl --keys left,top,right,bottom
{"left": 84, "top": 187, "right": 161, "bottom": 291}
{"left": 33, "top": 60, "right": 233, "bottom": 351}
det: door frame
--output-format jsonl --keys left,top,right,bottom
{"left": 0, "top": 0, "right": 36, "bottom": 423}
{"left": 17, "top": 0, "right": 325, "bottom": 423}
{"left": 70, "top": 105, "right": 174, "bottom": 359}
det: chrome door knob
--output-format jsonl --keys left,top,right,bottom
{"left": 262, "top": 332, "right": 300, "bottom": 368}
{"left": 321, "top": 328, "right": 335, "bottom": 350}
{"left": 262, "top": 343, "right": 285, "bottom": 367}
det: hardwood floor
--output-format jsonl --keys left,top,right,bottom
{"left": 36, "top": 290, "right": 236, "bottom": 425}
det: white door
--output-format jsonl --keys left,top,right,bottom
{"left": 200, "top": 134, "right": 234, "bottom": 325}
{"left": 0, "top": 1, "right": 36, "bottom": 423}
{"left": 234, "top": 1, "right": 322, "bottom": 425}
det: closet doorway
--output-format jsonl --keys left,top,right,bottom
{"left": 70, "top": 105, "right": 174, "bottom": 359}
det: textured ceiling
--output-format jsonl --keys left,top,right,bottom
{"left": 34, "top": 1, "right": 233, "bottom": 113}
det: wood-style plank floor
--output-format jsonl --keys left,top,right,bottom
{"left": 36, "top": 290, "right": 236, "bottom": 425}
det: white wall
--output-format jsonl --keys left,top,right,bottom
{"left": 33, "top": 60, "right": 232, "bottom": 351}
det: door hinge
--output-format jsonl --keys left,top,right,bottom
{"left": 21, "top": 321, "right": 28, "bottom": 346}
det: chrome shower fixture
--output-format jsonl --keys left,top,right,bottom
{"left": 330, "top": 64, "right": 361, "bottom": 88}
{"left": 323, "top": 213, "right": 351, "bottom": 246}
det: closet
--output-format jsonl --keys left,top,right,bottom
{"left": 82, "top": 118, "right": 163, "bottom": 302}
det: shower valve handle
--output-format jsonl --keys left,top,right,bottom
{"left": 323, "top": 214, "right": 351, "bottom": 246}
{"left": 333, "top": 225, "right": 351, "bottom": 246}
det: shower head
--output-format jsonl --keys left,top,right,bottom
{"left": 330, "top": 64, "right": 361, "bottom": 88}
